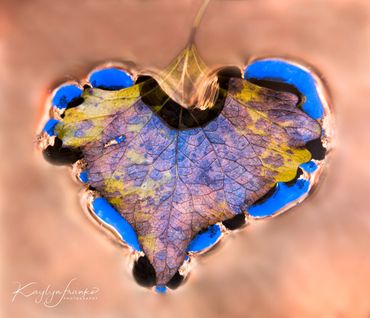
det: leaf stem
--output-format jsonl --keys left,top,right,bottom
{"left": 188, "top": 0, "right": 212, "bottom": 44}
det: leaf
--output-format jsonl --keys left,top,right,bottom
{"left": 55, "top": 47, "right": 321, "bottom": 285}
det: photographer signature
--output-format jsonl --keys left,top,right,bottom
{"left": 11, "top": 278, "right": 100, "bottom": 308}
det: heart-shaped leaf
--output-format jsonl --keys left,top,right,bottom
{"left": 55, "top": 46, "right": 321, "bottom": 284}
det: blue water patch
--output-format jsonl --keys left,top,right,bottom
{"left": 155, "top": 285, "right": 167, "bottom": 294}
{"left": 300, "top": 161, "right": 318, "bottom": 173}
{"left": 92, "top": 198, "right": 141, "bottom": 251}
{"left": 89, "top": 68, "right": 134, "bottom": 90}
{"left": 79, "top": 170, "right": 89, "bottom": 183}
{"left": 52, "top": 84, "right": 82, "bottom": 109}
{"left": 244, "top": 59, "right": 324, "bottom": 119}
{"left": 43, "top": 118, "right": 59, "bottom": 136}
{"left": 248, "top": 179, "right": 310, "bottom": 218}
{"left": 115, "top": 135, "right": 126, "bottom": 144}
{"left": 187, "top": 224, "right": 222, "bottom": 253}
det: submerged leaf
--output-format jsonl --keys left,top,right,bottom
{"left": 55, "top": 42, "right": 321, "bottom": 284}
{"left": 56, "top": 71, "right": 321, "bottom": 284}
